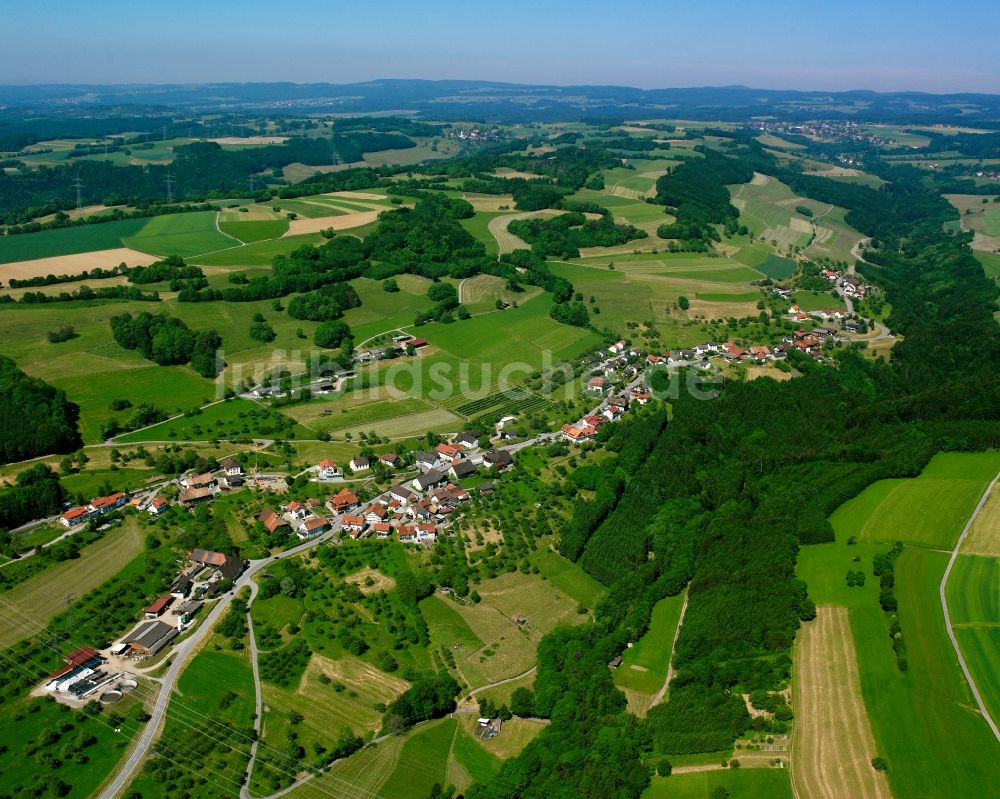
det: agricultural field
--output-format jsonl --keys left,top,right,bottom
{"left": 730, "top": 174, "right": 822, "bottom": 250}
{"left": 945, "top": 555, "right": 1000, "bottom": 724}
{"left": 380, "top": 718, "right": 458, "bottom": 797}
{"left": 0, "top": 218, "right": 150, "bottom": 263}
{"left": 613, "top": 592, "right": 685, "bottom": 712}
{"left": 792, "top": 607, "right": 891, "bottom": 799}
{"left": 122, "top": 211, "right": 235, "bottom": 258}
{"left": 642, "top": 769, "right": 793, "bottom": 799}
{"left": 797, "top": 451, "right": 1000, "bottom": 799}
{"left": 0, "top": 519, "right": 144, "bottom": 648}
{"left": 830, "top": 451, "right": 1000, "bottom": 549}
{"left": 190, "top": 232, "right": 324, "bottom": 267}
{"left": 962, "top": 480, "right": 1000, "bottom": 555}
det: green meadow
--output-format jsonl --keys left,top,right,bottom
{"left": 123, "top": 211, "right": 234, "bottom": 257}
{"left": 529, "top": 547, "right": 608, "bottom": 609}
{"left": 613, "top": 591, "right": 685, "bottom": 695}
{"left": 643, "top": 769, "right": 793, "bottom": 799}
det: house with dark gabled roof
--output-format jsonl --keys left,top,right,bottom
{"left": 412, "top": 469, "right": 447, "bottom": 492}
{"left": 483, "top": 449, "right": 513, "bottom": 471}
{"left": 449, "top": 460, "right": 477, "bottom": 480}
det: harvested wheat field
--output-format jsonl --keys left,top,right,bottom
{"left": 0, "top": 247, "right": 159, "bottom": 281}
{"left": 792, "top": 606, "right": 892, "bottom": 799}
{"left": 285, "top": 210, "right": 382, "bottom": 236}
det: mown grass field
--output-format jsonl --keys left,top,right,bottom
{"left": 253, "top": 653, "right": 409, "bottom": 795}
{"left": 380, "top": 718, "right": 457, "bottom": 797}
{"left": 218, "top": 218, "right": 290, "bottom": 243}
{"left": 830, "top": 451, "right": 1000, "bottom": 549}
{"left": 792, "top": 606, "right": 891, "bottom": 799}
{"left": 963, "top": 480, "right": 1000, "bottom": 555}
{"left": 191, "top": 232, "right": 324, "bottom": 266}
{"left": 730, "top": 174, "right": 821, "bottom": 250}
{"left": 122, "top": 211, "right": 235, "bottom": 257}
{"left": 0, "top": 519, "right": 144, "bottom": 648}
{"left": 613, "top": 592, "right": 685, "bottom": 697}
{"left": 642, "top": 769, "right": 793, "bottom": 799}
{"left": 797, "top": 451, "right": 1000, "bottom": 799}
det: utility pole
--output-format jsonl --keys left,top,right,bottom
{"left": 248, "top": 172, "right": 255, "bottom": 195}
{"left": 72, "top": 175, "right": 84, "bottom": 209}
{"left": 165, "top": 171, "right": 175, "bottom": 203}
{"left": 162, "top": 125, "right": 167, "bottom": 141}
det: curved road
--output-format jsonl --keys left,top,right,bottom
{"left": 241, "top": 581, "right": 263, "bottom": 799}
{"left": 98, "top": 529, "right": 338, "bottom": 799}
{"left": 939, "top": 470, "right": 1000, "bottom": 744}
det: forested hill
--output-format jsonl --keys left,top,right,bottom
{"left": 467, "top": 133, "right": 1000, "bottom": 799}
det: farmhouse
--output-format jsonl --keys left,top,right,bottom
{"left": 286, "top": 501, "right": 309, "bottom": 520}
{"left": 181, "top": 473, "right": 217, "bottom": 490}
{"left": 436, "top": 443, "right": 464, "bottom": 460}
{"left": 483, "top": 449, "right": 514, "bottom": 471}
{"left": 220, "top": 457, "right": 243, "bottom": 477}
{"left": 179, "top": 487, "right": 215, "bottom": 508}
{"left": 414, "top": 451, "right": 442, "bottom": 471}
{"left": 389, "top": 485, "right": 415, "bottom": 504}
{"left": 364, "top": 505, "right": 388, "bottom": 525}
{"left": 188, "top": 549, "right": 245, "bottom": 582}
{"left": 349, "top": 456, "right": 370, "bottom": 472}
{"left": 148, "top": 496, "right": 168, "bottom": 515}
{"left": 413, "top": 469, "right": 447, "bottom": 492}
{"left": 373, "top": 522, "right": 393, "bottom": 538}
{"left": 587, "top": 376, "right": 608, "bottom": 393}
{"left": 341, "top": 514, "right": 367, "bottom": 533}
{"left": 378, "top": 452, "right": 400, "bottom": 468}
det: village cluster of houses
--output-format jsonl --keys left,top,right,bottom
{"left": 258, "top": 432, "right": 514, "bottom": 545}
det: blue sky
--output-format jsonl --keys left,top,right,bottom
{"left": 3, "top": 0, "right": 998, "bottom": 92}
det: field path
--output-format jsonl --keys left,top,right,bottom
{"left": 792, "top": 606, "right": 892, "bottom": 799}
{"left": 940, "top": 470, "right": 1000, "bottom": 744}
{"left": 215, "top": 210, "right": 244, "bottom": 245}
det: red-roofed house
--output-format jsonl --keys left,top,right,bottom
{"left": 317, "top": 459, "right": 342, "bottom": 479}
{"left": 59, "top": 506, "right": 92, "bottom": 528}
{"left": 327, "top": 488, "right": 359, "bottom": 513}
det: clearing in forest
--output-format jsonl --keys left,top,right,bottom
{"left": 792, "top": 606, "right": 892, "bottom": 799}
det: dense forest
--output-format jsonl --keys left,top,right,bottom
{"left": 0, "top": 355, "right": 81, "bottom": 465}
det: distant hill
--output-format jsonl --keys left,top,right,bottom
{"left": 2, "top": 80, "right": 999, "bottom": 124}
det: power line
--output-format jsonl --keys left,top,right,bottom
{"left": 165, "top": 171, "right": 175, "bottom": 203}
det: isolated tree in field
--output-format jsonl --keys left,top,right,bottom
{"left": 678, "top": 296, "right": 690, "bottom": 310}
